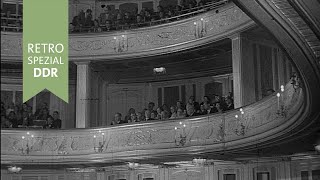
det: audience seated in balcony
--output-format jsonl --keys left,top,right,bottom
{"left": 67, "top": 0, "right": 224, "bottom": 33}
{"left": 111, "top": 112, "right": 124, "bottom": 125}
{"left": 1, "top": 101, "right": 62, "bottom": 129}
{"left": 1, "top": 0, "right": 225, "bottom": 33}
{"left": 49, "top": 111, "right": 62, "bottom": 129}
{"left": 111, "top": 92, "right": 234, "bottom": 126}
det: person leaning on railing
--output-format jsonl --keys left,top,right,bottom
{"left": 48, "top": 111, "right": 61, "bottom": 129}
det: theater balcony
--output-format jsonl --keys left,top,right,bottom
{"left": 1, "top": 0, "right": 320, "bottom": 179}
{"left": 1, "top": 1, "right": 255, "bottom": 62}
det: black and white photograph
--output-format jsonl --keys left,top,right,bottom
{"left": 1, "top": 0, "right": 320, "bottom": 179}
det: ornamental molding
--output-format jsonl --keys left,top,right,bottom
{"left": 1, "top": 82, "right": 304, "bottom": 164}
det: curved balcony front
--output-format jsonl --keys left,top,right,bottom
{"left": 1, "top": 82, "right": 304, "bottom": 165}
{"left": 1, "top": 2, "right": 254, "bottom": 62}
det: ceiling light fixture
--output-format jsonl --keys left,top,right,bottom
{"left": 193, "top": 158, "right": 207, "bottom": 166}
{"left": 8, "top": 166, "right": 22, "bottom": 173}
{"left": 128, "top": 162, "right": 139, "bottom": 170}
{"left": 153, "top": 67, "right": 166, "bottom": 75}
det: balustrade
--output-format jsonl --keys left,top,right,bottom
{"left": 1, "top": 81, "right": 304, "bottom": 164}
{"left": 1, "top": 2, "right": 254, "bottom": 61}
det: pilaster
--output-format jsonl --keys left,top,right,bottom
{"left": 231, "top": 33, "right": 256, "bottom": 108}
{"left": 75, "top": 61, "right": 91, "bottom": 128}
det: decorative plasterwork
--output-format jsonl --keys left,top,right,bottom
{"left": 1, "top": 82, "right": 304, "bottom": 164}
{"left": 1, "top": 3, "right": 254, "bottom": 62}
{"left": 268, "top": 0, "right": 320, "bottom": 59}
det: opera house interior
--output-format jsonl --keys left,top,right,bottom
{"left": 1, "top": 0, "right": 320, "bottom": 179}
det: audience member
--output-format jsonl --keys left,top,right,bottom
{"left": 136, "top": 112, "right": 144, "bottom": 122}
{"left": 128, "top": 113, "right": 137, "bottom": 123}
{"left": 145, "top": 110, "right": 155, "bottom": 121}
{"left": 169, "top": 106, "right": 178, "bottom": 119}
{"left": 111, "top": 112, "right": 124, "bottom": 125}
{"left": 85, "top": 9, "right": 93, "bottom": 27}
{"left": 7, "top": 111, "right": 18, "bottom": 128}
{"left": 156, "top": 107, "right": 162, "bottom": 120}
{"left": 125, "top": 108, "right": 136, "bottom": 122}
{"left": 199, "top": 104, "right": 206, "bottom": 115}
{"left": 1, "top": 101, "right": 6, "bottom": 116}
{"left": 177, "top": 108, "right": 186, "bottom": 118}
{"left": 150, "top": 111, "right": 157, "bottom": 120}
{"left": 1, "top": 114, "right": 11, "bottom": 128}
{"left": 148, "top": 102, "right": 156, "bottom": 114}
{"left": 49, "top": 111, "right": 62, "bottom": 129}
{"left": 204, "top": 101, "right": 217, "bottom": 114}
{"left": 225, "top": 97, "right": 234, "bottom": 111}
{"left": 215, "top": 102, "right": 224, "bottom": 113}
{"left": 2, "top": 0, "right": 225, "bottom": 32}
{"left": 92, "top": 19, "right": 102, "bottom": 32}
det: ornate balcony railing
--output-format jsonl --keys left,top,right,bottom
{"left": 1, "top": 2, "right": 255, "bottom": 62}
{"left": 1, "top": 82, "right": 304, "bottom": 164}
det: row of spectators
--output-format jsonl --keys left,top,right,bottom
{"left": 1, "top": 101, "right": 62, "bottom": 129}
{"left": 111, "top": 94, "right": 234, "bottom": 125}
{"left": 70, "top": 0, "right": 223, "bottom": 32}
{"left": 1, "top": 0, "right": 225, "bottom": 32}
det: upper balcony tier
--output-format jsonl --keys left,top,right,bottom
{"left": 1, "top": 82, "right": 306, "bottom": 165}
{"left": 1, "top": 2, "right": 255, "bottom": 62}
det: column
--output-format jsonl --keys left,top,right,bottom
{"left": 177, "top": 0, "right": 182, "bottom": 6}
{"left": 272, "top": 48, "right": 279, "bottom": 91}
{"left": 159, "top": 167, "right": 166, "bottom": 180}
{"left": 153, "top": 0, "right": 159, "bottom": 12}
{"left": 138, "top": 2, "right": 142, "bottom": 13}
{"left": 101, "top": 81, "right": 107, "bottom": 126}
{"left": 255, "top": 44, "right": 262, "bottom": 100}
{"left": 129, "top": 170, "right": 135, "bottom": 180}
{"left": 75, "top": 61, "right": 91, "bottom": 128}
{"left": 208, "top": 164, "right": 214, "bottom": 180}
{"left": 114, "top": 4, "right": 120, "bottom": 10}
{"left": 231, "top": 33, "right": 256, "bottom": 108}
{"left": 185, "top": 83, "right": 193, "bottom": 101}
{"left": 277, "top": 49, "right": 286, "bottom": 87}
{"left": 285, "top": 57, "right": 292, "bottom": 82}
{"left": 204, "top": 165, "right": 210, "bottom": 180}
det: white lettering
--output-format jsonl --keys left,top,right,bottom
{"left": 35, "top": 43, "right": 41, "bottom": 53}
{"left": 28, "top": 56, "right": 33, "bottom": 64}
{"left": 55, "top": 44, "right": 64, "bottom": 53}
{"left": 28, "top": 44, "right": 34, "bottom": 53}
{"left": 26, "top": 43, "right": 64, "bottom": 54}
{"left": 42, "top": 68, "right": 51, "bottom": 77}
{"left": 51, "top": 68, "right": 58, "bottom": 77}
{"left": 34, "top": 68, "right": 42, "bottom": 77}
{"left": 48, "top": 44, "right": 54, "bottom": 53}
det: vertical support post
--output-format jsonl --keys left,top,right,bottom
{"left": 153, "top": 0, "right": 159, "bottom": 12}
{"left": 138, "top": 2, "right": 142, "bottom": 13}
{"left": 101, "top": 81, "right": 107, "bottom": 126}
{"left": 75, "top": 61, "right": 91, "bottom": 128}
{"left": 231, "top": 33, "right": 256, "bottom": 108}
{"left": 272, "top": 48, "right": 279, "bottom": 91}
{"left": 277, "top": 49, "right": 286, "bottom": 88}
